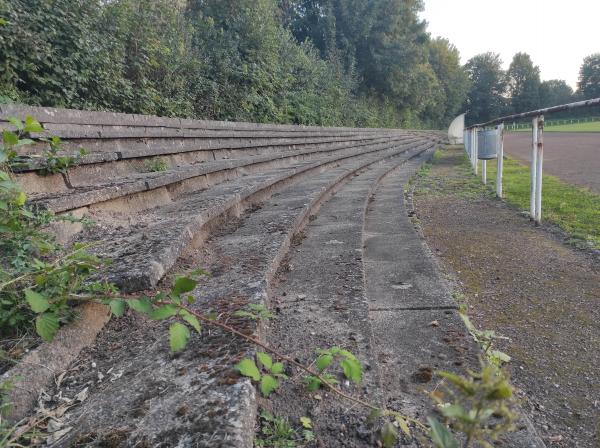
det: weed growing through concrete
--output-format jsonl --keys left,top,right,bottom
{"left": 255, "top": 411, "right": 314, "bottom": 447}
{"left": 144, "top": 157, "right": 168, "bottom": 172}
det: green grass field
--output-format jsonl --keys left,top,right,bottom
{"left": 511, "top": 121, "right": 600, "bottom": 132}
{"left": 481, "top": 157, "right": 600, "bottom": 248}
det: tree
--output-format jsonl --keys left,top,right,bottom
{"left": 577, "top": 53, "right": 600, "bottom": 100}
{"left": 539, "top": 80, "right": 573, "bottom": 108}
{"left": 427, "top": 38, "right": 470, "bottom": 126}
{"left": 464, "top": 53, "right": 507, "bottom": 125}
{"left": 506, "top": 52, "right": 540, "bottom": 113}
{"left": 282, "top": 0, "right": 440, "bottom": 124}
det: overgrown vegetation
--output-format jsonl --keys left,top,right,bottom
{"left": 0, "top": 0, "right": 469, "bottom": 129}
{"left": 0, "top": 117, "right": 115, "bottom": 342}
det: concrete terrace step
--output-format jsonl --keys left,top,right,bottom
{"left": 90, "top": 140, "right": 435, "bottom": 292}
{"left": 2, "top": 104, "right": 415, "bottom": 171}
{"left": 50, "top": 141, "right": 434, "bottom": 448}
{"left": 28, "top": 135, "right": 422, "bottom": 212}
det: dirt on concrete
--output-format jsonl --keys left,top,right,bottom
{"left": 503, "top": 132, "right": 600, "bottom": 194}
{"left": 412, "top": 147, "right": 600, "bottom": 448}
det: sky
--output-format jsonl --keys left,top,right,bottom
{"left": 420, "top": 0, "right": 599, "bottom": 90}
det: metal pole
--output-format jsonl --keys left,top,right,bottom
{"left": 496, "top": 124, "right": 504, "bottom": 198}
{"left": 530, "top": 117, "right": 538, "bottom": 220}
{"left": 534, "top": 116, "right": 544, "bottom": 225}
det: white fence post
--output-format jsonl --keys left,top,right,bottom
{"left": 496, "top": 123, "right": 504, "bottom": 198}
{"left": 534, "top": 116, "right": 544, "bottom": 224}
{"left": 473, "top": 127, "right": 478, "bottom": 175}
{"left": 530, "top": 117, "right": 538, "bottom": 220}
{"left": 482, "top": 158, "right": 487, "bottom": 184}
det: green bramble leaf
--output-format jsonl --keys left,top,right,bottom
{"left": 235, "top": 358, "right": 261, "bottom": 381}
{"left": 109, "top": 299, "right": 126, "bottom": 317}
{"left": 233, "top": 310, "right": 257, "bottom": 320}
{"left": 303, "top": 375, "right": 322, "bottom": 391}
{"left": 2, "top": 131, "right": 18, "bottom": 146}
{"left": 427, "top": 417, "right": 459, "bottom": 448}
{"left": 171, "top": 276, "right": 197, "bottom": 296}
{"left": 35, "top": 313, "right": 59, "bottom": 341}
{"left": 271, "top": 362, "right": 284, "bottom": 375}
{"left": 25, "top": 290, "right": 49, "bottom": 313}
{"left": 169, "top": 322, "right": 190, "bottom": 353}
{"left": 179, "top": 309, "right": 201, "bottom": 333}
{"left": 7, "top": 118, "right": 23, "bottom": 130}
{"left": 340, "top": 358, "right": 362, "bottom": 383}
{"left": 260, "top": 374, "right": 278, "bottom": 397}
{"left": 127, "top": 298, "right": 153, "bottom": 314}
{"left": 257, "top": 352, "right": 272, "bottom": 370}
{"left": 150, "top": 304, "right": 178, "bottom": 320}
{"left": 315, "top": 354, "right": 333, "bottom": 371}
{"left": 23, "top": 116, "right": 43, "bottom": 133}
{"left": 15, "top": 138, "right": 35, "bottom": 147}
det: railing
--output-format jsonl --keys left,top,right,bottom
{"left": 463, "top": 97, "right": 600, "bottom": 225}
{"left": 505, "top": 115, "right": 600, "bottom": 131}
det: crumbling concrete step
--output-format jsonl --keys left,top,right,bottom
{"left": 16, "top": 133, "right": 401, "bottom": 164}
{"left": 15, "top": 134, "right": 419, "bottom": 199}
{"left": 28, "top": 136, "right": 422, "bottom": 212}
{"left": 0, "top": 103, "right": 405, "bottom": 134}
{"left": 21, "top": 123, "right": 401, "bottom": 140}
{"left": 92, "top": 141, "right": 433, "bottom": 292}
{"left": 50, "top": 144, "right": 433, "bottom": 448}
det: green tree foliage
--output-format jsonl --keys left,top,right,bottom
{"left": 0, "top": 0, "right": 467, "bottom": 128}
{"left": 539, "top": 80, "right": 573, "bottom": 108}
{"left": 427, "top": 38, "right": 470, "bottom": 126}
{"left": 464, "top": 53, "right": 507, "bottom": 125}
{"left": 283, "top": 0, "right": 468, "bottom": 127}
{"left": 506, "top": 52, "right": 540, "bottom": 113}
{"left": 577, "top": 53, "right": 600, "bottom": 100}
